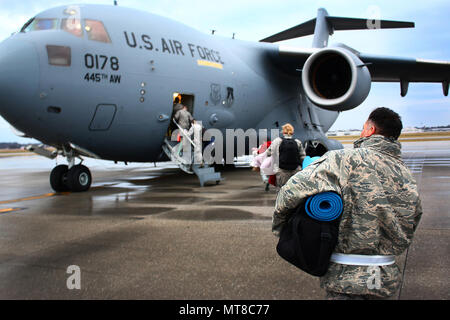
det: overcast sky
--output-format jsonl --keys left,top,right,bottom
{"left": 0, "top": 0, "right": 449, "bottom": 143}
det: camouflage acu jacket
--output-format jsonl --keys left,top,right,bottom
{"left": 273, "top": 135, "right": 423, "bottom": 298}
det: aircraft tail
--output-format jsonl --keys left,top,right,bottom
{"left": 259, "top": 8, "right": 414, "bottom": 48}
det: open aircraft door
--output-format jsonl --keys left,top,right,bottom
{"left": 166, "top": 92, "right": 195, "bottom": 138}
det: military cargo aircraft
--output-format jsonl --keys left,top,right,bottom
{"left": 0, "top": 4, "right": 448, "bottom": 192}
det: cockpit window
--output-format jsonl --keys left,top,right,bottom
{"left": 84, "top": 20, "right": 111, "bottom": 43}
{"left": 61, "top": 18, "right": 83, "bottom": 37}
{"left": 18, "top": 12, "right": 111, "bottom": 44}
{"left": 21, "top": 18, "right": 58, "bottom": 33}
{"left": 20, "top": 18, "right": 34, "bottom": 32}
{"left": 35, "top": 19, "right": 58, "bottom": 31}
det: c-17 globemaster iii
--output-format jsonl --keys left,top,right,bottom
{"left": 0, "top": 4, "right": 448, "bottom": 192}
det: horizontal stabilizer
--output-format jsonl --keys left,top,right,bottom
{"left": 260, "top": 14, "right": 414, "bottom": 43}
{"left": 329, "top": 17, "right": 414, "bottom": 31}
{"left": 260, "top": 18, "right": 317, "bottom": 43}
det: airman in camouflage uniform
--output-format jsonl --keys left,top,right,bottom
{"left": 272, "top": 108, "right": 423, "bottom": 299}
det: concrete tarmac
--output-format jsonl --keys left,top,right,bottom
{"left": 0, "top": 141, "right": 448, "bottom": 299}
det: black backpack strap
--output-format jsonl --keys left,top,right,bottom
{"left": 316, "top": 223, "right": 333, "bottom": 275}
{"left": 292, "top": 212, "right": 308, "bottom": 269}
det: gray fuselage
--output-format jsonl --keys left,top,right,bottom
{"left": 0, "top": 4, "right": 339, "bottom": 162}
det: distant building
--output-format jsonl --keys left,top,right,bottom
{"left": 326, "top": 129, "right": 361, "bottom": 137}
{"left": 402, "top": 127, "right": 424, "bottom": 133}
{"left": 327, "top": 126, "right": 431, "bottom": 137}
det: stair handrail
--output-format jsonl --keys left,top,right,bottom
{"left": 172, "top": 119, "right": 196, "bottom": 148}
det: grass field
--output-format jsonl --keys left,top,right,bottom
{"left": 0, "top": 149, "right": 29, "bottom": 153}
{"left": 0, "top": 149, "right": 33, "bottom": 157}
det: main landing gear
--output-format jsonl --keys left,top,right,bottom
{"left": 50, "top": 164, "right": 92, "bottom": 192}
{"left": 49, "top": 148, "right": 92, "bottom": 192}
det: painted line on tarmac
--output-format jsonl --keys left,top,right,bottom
{"left": 0, "top": 207, "right": 26, "bottom": 214}
{"left": 0, "top": 192, "right": 70, "bottom": 205}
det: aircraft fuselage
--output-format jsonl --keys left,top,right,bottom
{"left": 0, "top": 5, "right": 338, "bottom": 163}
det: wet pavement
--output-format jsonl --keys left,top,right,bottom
{"left": 0, "top": 141, "right": 448, "bottom": 299}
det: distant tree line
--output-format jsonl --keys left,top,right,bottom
{"left": 420, "top": 124, "right": 450, "bottom": 130}
{"left": 0, "top": 142, "right": 24, "bottom": 149}
{"left": 0, "top": 142, "right": 40, "bottom": 149}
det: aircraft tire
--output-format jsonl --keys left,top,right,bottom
{"left": 66, "top": 165, "right": 92, "bottom": 192}
{"left": 50, "top": 164, "right": 69, "bottom": 192}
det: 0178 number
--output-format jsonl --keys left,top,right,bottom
{"left": 84, "top": 53, "right": 119, "bottom": 71}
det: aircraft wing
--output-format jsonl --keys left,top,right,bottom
{"left": 359, "top": 53, "right": 450, "bottom": 83}
{"left": 276, "top": 46, "right": 450, "bottom": 96}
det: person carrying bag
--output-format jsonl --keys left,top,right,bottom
{"left": 276, "top": 192, "right": 343, "bottom": 276}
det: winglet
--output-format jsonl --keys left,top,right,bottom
{"left": 260, "top": 8, "right": 415, "bottom": 47}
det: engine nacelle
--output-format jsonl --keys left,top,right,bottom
{"left": 301, "top": 47, "right": 372, "bottom": 111}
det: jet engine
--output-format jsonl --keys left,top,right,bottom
{"left": 301, "top": 47, "right": 371, "bottom": 111}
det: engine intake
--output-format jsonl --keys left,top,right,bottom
{"left": 302, "top": 48, "right": 371, "bottom": 111}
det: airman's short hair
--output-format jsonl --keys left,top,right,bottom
{"left": 368, "top": 107, "right": 403, "bottom": 140}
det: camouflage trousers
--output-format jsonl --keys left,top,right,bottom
{"left": 325, "top": 291, "right": 394, "bottom": 300}
{"left": 276, "top": 167, "right": 301, "bottom": 192}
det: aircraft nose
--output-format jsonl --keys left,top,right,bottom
{"left": 0, "top": 38, "right": 39, "bottom": 129}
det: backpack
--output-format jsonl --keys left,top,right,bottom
{"left": 279, "top": 138, "right": 300, "bottom": 170}
{"left": 276, "top": 192, "right": 342, "bottom": 277}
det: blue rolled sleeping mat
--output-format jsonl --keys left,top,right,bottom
{"left": 305, "top": 192, "right": 343, "bottom": 221}
{"left": 302, "top": 156, "right": 321, "bottom": 169}
{"left": 276, "top": 192, "right": 343, "bottom": 276}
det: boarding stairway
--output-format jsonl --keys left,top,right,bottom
{"left": 162, "top": 121, "right": 223, "bottom": 187}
